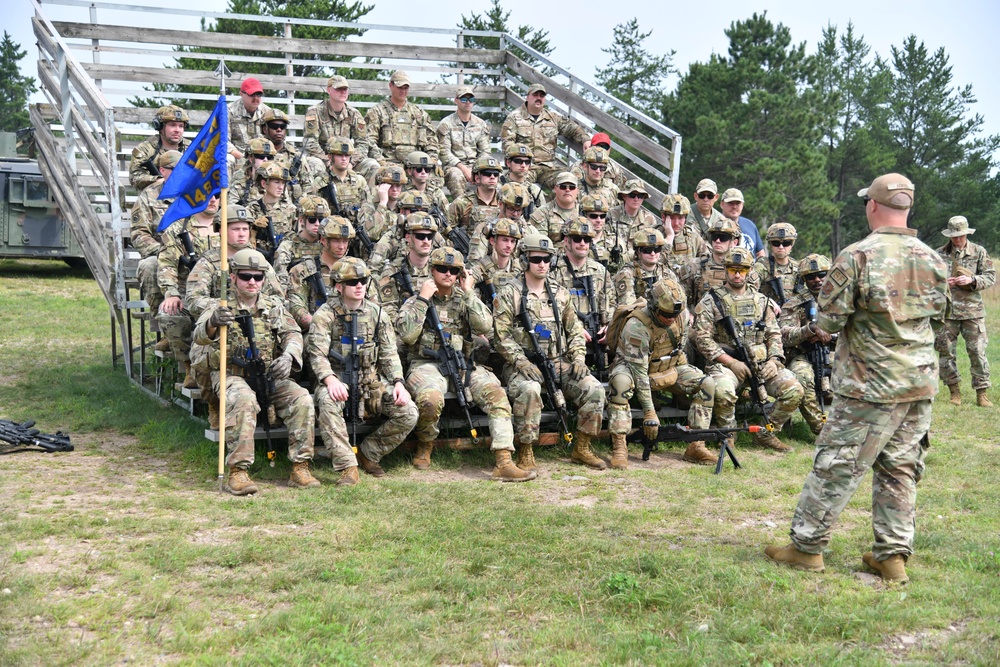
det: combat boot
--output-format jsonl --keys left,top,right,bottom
{"left": 225, "top": 467, "right": 258, "bottom": 496}
{"left": 570, "top": 432, "right": 607, "bottom": 470}
{"left": 154, "top": 337, "right": 171, "bottom": 353}
{"left": 491, "top": 450, "right": 537, "bottom": 482}
{"left": 288, "top": 461, "right": 321, "bottom": 488}
{"left": 179, "top": 362, "right": 198, "bottom": 389}
{"left": 977, "top": 389, "right": 993, "bottom": 408}
{"left": 207, "top": 399, "right": 220, "bottom": 430}
{"left": 764, "top": 543, "right": 824, "bottom": 572}
{"left": 754, "top": 429, "right": 792, "bottom": 452}
{"left": 948, "top": 384, "right": 961, "bottom": 405}
{"left": 609, "top": 433, "right": 629, "bottom": 469}
{"left": 516, "top": 441, "right": 537, "bottom": 471}
{"left": 357, "top": 450, "right": 386, "bottom": 478}
{"left": 682, "top": 441, "right": 718, "bottom": 466}
{"left": 335, "top": 466, "right": 359, "bottom": 486}
{"left": 862, "top": 552, "right": 909, "bottom": 583}
{"left": 412, "top": 441, "right": 433, "bottom": 470}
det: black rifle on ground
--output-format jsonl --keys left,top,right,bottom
{"left": 177, "top": 228, "right": 198, "bottom": 269}
{"left": 626, "top": 422, "right": 759, "bottom": 473}
{"left": 709, "top": 289, "right": 773, "bottom": 431}
{"left": 328, "top": 312, "right": 362, "bottom": 453}
{"left": 573, "top": 274, "right": 607, "bottom": 382}
{"left": 518, "top": 283, "right": 573, "bottom": 445}
{"left": 803, "top": 299, "right": 836, "bottom": 424}
{"left": 0, "top": 419, "right": 73, "bottom": 455}
{"left": 421, "top": 301, "right": 479, "bottom": 444}
{"left": 233, "top": 312, "right": 277, "bottom": 466}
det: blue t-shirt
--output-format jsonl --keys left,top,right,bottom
{"left": 737, "top": 216, "right": 764, "bottom": 255}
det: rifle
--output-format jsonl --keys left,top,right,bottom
{"left": 709, "top": 289, "right": 773, "bottom": 431}
{"left": 626, "top": 422, "right": 759, "bottom": 473}
{"left": 765, "top": 257, "right": 787, "bottom": 305}
{"left": 353, "top": 222, "right": 374, "bottom": 259}
{"left": 477, "top": 276, "right": 497, "bottom": 310}
{"left": 177, "top": 228, "right": 198, "bottom": 270}
{"left": 803, "top": 299, "right": 835, "bottom": 424}
{"left": 574, "top": 273, "right": 607, "bottom": 382}
{"left": 0, "top": 419, "right": 73, "bottom": 455}
{"left": 393, "top": 264, "right": 416, "bottom": 302}
{"left": 290, "top": 257, "right": 328, "bottom": 310}
{"left": 432, "top": 204, "right": 469, "bottom": 258}
{"left": 255, "top": 213, "right": 279, "bottom": 264}
{"left": 421, "top": 300, "right": 480, "bottom": 444}
{"left": 327, "top": 312, "right": 362, "bottom": 454}
{"left": 288, "top": 149, "right": 304, "bottom": 186}
{"left": 518, "top": 283, "right": 573, "bottom": 445}
{"left": 233, "top": 312, "right": 277, "bottom": 466}
{"left": 144, "top": 153, "right": 161, "bottom": 179}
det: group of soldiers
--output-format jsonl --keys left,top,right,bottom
{"left": 127, "top": 72, "right": 993, "bottom": 507}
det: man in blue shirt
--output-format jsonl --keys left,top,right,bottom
{"left": 720, "top": 188, "right": 765, "bottom": 258}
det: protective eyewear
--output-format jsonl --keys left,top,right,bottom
{"left": 236, "top": 272, "right": 265, "bottom": 282}
{"left": 587, "top": 164, "right": 608, "bottom": 172}
{"left": 862, "top": 196, "right": 871, "bottom": 206}
{"left": 625, "top": 193, "right": 647, "bottom": 199}
{"left": 726, "top": 267, "right": 750, "bottom": 277}
{"left": 806, "top": 272, "right": 828, "bottom": 281}
{"left": 343, "top": 277, "right": 368, "bottom": 287}
{"left": 242, "top": 92, "right": 263, "bottom": 99}
{"left": 697, "top": 192, "right": 715, "bottom": 200}
{"left": 459, "top": 96, "right": 476, "bottom": 103}
{"left": 656, "top": 308, "right": 679, "bottom": 320}
{"left": 433, "top": 265, "right": 462, "bottom": 276}
{"left": 252, "top": 154, "right": 273, "bottom": 161}
{"left": 527, "top": 255, "right": 552, "bottom": 264}
{"left": 480, "top": 170, "right": 501, "bottom": 178}
{"left": 412, "top": 232, "right": 434, "bottom": 241}
{"left": 569, "top": 235, "right": 591, "bottom": 244}
{"left": 587, "top": 213, "right": 607, "bottom": 220}
{"left": 557, "top": 183, "right": 577, "bottom": 191}
{"left": 770, "top": 240, "right": 794, "bottom": 248}
{"left": 639, "top": 246, "right": 663, "bottom": 254}
{"left": 266, "top": 122, "right": 287, "bottom": 130}
{"left": 509, "top": 158, "right": 531, "bottom": 166}
{"left": 411, "top": 166, "right": 431, "bottom": 173}
{"left": 710, "top": 233, "right": 732, "bottom": 243}
{"left": 304, "top": 216, "right": 322, "bottom": 224}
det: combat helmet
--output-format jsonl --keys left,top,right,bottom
{"left": 650, "top": 278, "right": 685, "bottom": 316}
{"left": 618, "top": 179, "right": 649, "bottom": 200}
{"left": 377, "top": 165, "right": 407, "bottom": 186}
{"left": 766, "top": 222, "right": 798, "bottom": 241}
{"left": 563, "top": 217, "right": 596, "bottom": 239}
{"left": 247, "top": 137, "right": 276, "bottom": 159}
{"left": 230, "top": 248, "right": 269, "bottom": 271}
{"left": 156, "top": 150, "right": 182, "bottom": 169}
{"left": 405, "top": 212, "right": 438, "bottom": 233}
{"left": 583, "top": 146, "right": 610, "bottom": 164}
{"left": 405, "top": 151, "right": 432, "bottom": 168}
{"left": 255, "top": 162, "right": 289, "bottom": 184}
{"left": 489, "top": 218, "right": 523, "bottom": 239}
{"left": 430, "top": 247, "right": 464, "bottom": 268}
{"left": 521, "top": 233, "right": 556, "bottom": 255}
{"left": 259, "top": 108, "right": 290, "bottom": 128}
{"left": 708, "top": 217, "right": 740, "bottom": 239}
{"left": 633, "top": 227, "right": 665, "bottom": 249}
{"left": 660, "top": 193, "right": 691, "bottom": 217}
{"left": 321, "top": 216, "right": 355, "bottom": 239}
{"left": 326, "top": 137, "right": 355, "bottom": 155}
{"left": 504, "top": 143, "right": 533, "bottom": 160}
{"left": 153, "top": 105, "right": 189, "bottom": 129}
{"left": 724, "top": 248, "right": 754, "bottom": 269}
{"left": 499, "top": 182, "right": 529, "bottom": 209}
{"left": 473, "top": 156, "right": 502, "bottom": 174}
{"left": 332, "top": 257, "right": 370, "bottom": 282}
{"left": 224, "top": 204, "right": 251, "bottom": 225}
{"left": 397, "top": 191, "right": 428, "bottom": 212}
{"left": 580, "top": 194, "right": 610, "bottom": 214}
{"left": 298, "top": 195, "right": 330, "bottom": 218}
{"left": 798, "top": 253, "right": 832, "bottom": 279}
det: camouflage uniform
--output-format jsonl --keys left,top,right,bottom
{"left": 436, "top": 111, "right": 490, "bottom": 197}
{"left": 365, "top": 99, "right": 439, "bottom": 165}
{"left": 663, "top": 226, "right": 707, "bottom": 274}
{"left": 274, "top": 142, "right": 323, "bottom": 203}
{"left": 778, "top": 291, "right": 830, "bottom": 435}
{"left": 448, "top": 189, "right": 500, "bottom": 233}
{"left": 500, "top": 105, "right": 590, "bottom": 188}
{"left": 274, "top": 234, "right": 322, "bottom": 291}
{"left": 246, "top": 196, "right": 298, "bottom": 259}
{"left": 129, "top": 136, "right": 190, "bottom": 193}
{"left": 318, "top": 169, "right": 372, "bottom": 223}
{"left": 614, "top": 261, "right": 679, "bottom": 307}
{"left": 468, "top": 252, "right": 524, "bottom": 310}
{"left": 376, "top": 254, "right": 434, "bottom": 324}
{"left": 185, "top": 246, "right": 283, "bottom": 322}
{"left": 754, "top": 256, "right": 800, "bottom": 305}
{"left": 285, "top": 256, "right": 336, "bottom": 329}
{"left": 130, "top": 178, "right": 171, "bottom": 309}
{"left": 678, "top": 254, "right": 761, "bottom": 311}
{"left": 303, "top": 99, "right": 379, "bottom": 181}
{"left": 309, "top": 294, "right": 417, "bottom": 469}
{"left": 687, "top": 207, "right": 727, "bottom": 239}
{"left": 368, "top": 218, "right": 448, "bottom": 276}
{"left": 787, "top": 224, "right": 949, "bottom": 561}
{"left": 936, "top": 236, "right": 995, "bottom": 391}
{"left": 530, "top": 201, "right": 578, "bottom": 242}
{"left": 402, "top": 182, "right": 450, "bottom": 216}
{"left": 227, "top": 97, "right": 271, "bottom": 155}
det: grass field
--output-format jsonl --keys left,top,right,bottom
{"left": 1, "top": 258, "right": 999, "bottom": 666}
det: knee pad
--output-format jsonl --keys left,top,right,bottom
{"left": 607, "top": 372, "right": 634, "bottom": 405}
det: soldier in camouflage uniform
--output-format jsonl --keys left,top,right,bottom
{"left": 576, "top": 147, "right": 620, "bottom": 203}
{"left": 447, "top": 156, "right": 501, "bottom": 233}
{"left": 130, "top": 150, "right": 180, "bottom": 313}
{"left": 274, "top": 196, "right": 329, "bottom": 290}
{"left": 579, "top": 194, "right": 616, "bottom": 270}
{"left": 500, "top": 83, "right": 591, "bottom": 188}
{"left": 228, "top": 78, "right": 270, "bottom": 159}
{"left": 157, "top": 194, "right": 221, "bottom": 388}
{"left": 607, "top": 179, "right": 656, "bottom": 266}
{"left": 368, "top": 192, "right": 447, "bottom": 274}
{"left": 437, "top": 86, "right": 490, "bottom": 197}
{"left": 678, "top": 217, "right": 760, "bottom": 311}
{"left": 357, "top": 165, "right": 407, "bottom": 245}
{"left": 129, "top": 105, "right": 190, "bottom": 193}
{"left": 466, "top": 180, "right": 535, "bottom": 264}
{"left": 230, "top": 137, "right": 277, "bottom": 207}
{"left": 501, "top": 143, "right": 546, "bottom": 217}
{"left": 286, "top": 217, "right": 355, "bottom": 331}
{"left": 397, "top": 248, "right": 536, "bottom": 481}
{"left": 687, "top": 178, "right": 727, "bottom": 238}
{"left": 366, "top": 70, "right": 439, "bottom": 167}
{"left": 401, "top": 150, "right": 450, "bottom": 215}
{"left": 693, "top": 248, "right": 803, "bottom": 452}
{"left": 467, "top": 219, "right": 524, "bottom": 311}
{"left": 317, "top": 137, "right": 372, "bottom": 228}
{"left": 309, "top": 257, "right": 418, "bottom": 485}
{"left": 260, "top": 108, "right": 323, "bottom": 204}
{"left": 778, "top": 254, "right": 835, "bottom": 435}
{"left": 376, "top": 213, "right": 438, "bottom": 323}
{"left": 606, "top": 278, "right": 718, "bottom": 467}
{"left": 193, "top": 248, "right": 320, "bottom": 495}
{"left": 936, "top": 215, "right": 996, "bottom": 407}
{"left": 530, "top": 172, "right": 579, "bottom": 243}
{"left": 614, "top": 228, "right": 679, "bottom": 307}
{"left": 659, "top": 193, "right": 707, "bottom": 274}
{"left": 494, "top": 234, "right": 608, "bottom": 470}
{"left": 753, "top": 223, "right": 800, "bottom": 307}
{"left": 569, "top": 132, "right": 627, "bottom": 189}
{"left": 245, "top": 162, "right": 297, "bottom": 262}
{"left": 303, "top": 75, "right": 380, "bottom": 183}
{"left": 766, "top": 173, "right": 949, "bottom": 583}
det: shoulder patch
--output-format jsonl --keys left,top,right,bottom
{"left": 828, "top": 266, "right": 849, "bottom": 287}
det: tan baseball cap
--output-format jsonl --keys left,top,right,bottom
{"left": 695, "top": 178, "right": 718, "bottom": 195}
{"left": 721, "top": 188, "right": 744, "bottom": 204}
{"left": 389, "top": 70, "right": 411, "bottom": 86}
{"left": 327, "top": 74, "right": 348, "bottom": 89}
{"left": 527, "top": 83, "right": 546, "bottom": 95}
{"left": 858, "top": 173, "right": 914, "bottom": 210}
{"left": 554, "top": 172, "right": 578, "bottom": 187}
{"left": 456, "top": 85, "right": 474, "bottom": 98}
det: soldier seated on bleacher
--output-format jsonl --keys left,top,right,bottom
{"left": 130, "top": 150, "right": 181, "bottom": 319}
{"left": 129, "top": 105, "right": 190, "bottom": 193}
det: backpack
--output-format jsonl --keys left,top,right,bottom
{"left": 604, "top": 298, "right": 648, "bottom": 364}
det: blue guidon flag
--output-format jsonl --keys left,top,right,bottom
{"left": 157, "top": 96, "right": 229, "bottom": 232}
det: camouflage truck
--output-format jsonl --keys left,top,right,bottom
{"left": 0, "top": 131, "right": 86, "bottom": 269}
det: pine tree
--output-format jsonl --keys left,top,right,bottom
{"left": 0, "top": 31, "right": 37, "bottom": 132}
{"left": 451, "top": 0, "right": 554, "bottom": 87}
{"left": 594, "top": 18, "right": 674, "bottom": 120}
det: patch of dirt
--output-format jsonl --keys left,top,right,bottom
{"left": 880, "top": 620, "right": 968, "bottom": 663}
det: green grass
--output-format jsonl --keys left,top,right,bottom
{"left": 1, "top": 258, "right": 1000, "bottom": 665}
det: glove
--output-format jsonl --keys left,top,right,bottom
{"left": 760, "top": 358, "right": 779, "bottom": 381}
{"left": 516, "top": 357, "right": 543, "bottom": 384}
{"left": 270, "top": 353, "right": 293, "bottom": 380}
{"left": 209, "top": 306, "right": 235, "bottom": 328}
{"left": 643, "top": 409, "right": 660, "bottom": 441}
{"left": 570, "top": 358, "right": 590, "bottom": 380}
{"left": 727, "top": 359, "right": 751, "bottom": 383}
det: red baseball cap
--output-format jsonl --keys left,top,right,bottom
{"left": 591, "top": 132, "right": 612, "bottom": 148}
{"left": 241, "top": 78, "right": 264, "bottom": 95}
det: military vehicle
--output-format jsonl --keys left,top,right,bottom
{"left": 0, "top": 130, "right": 87, "bottom": 269}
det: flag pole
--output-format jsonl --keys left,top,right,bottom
{"left": 215, "top": 58, "right": 232, "bottom": 492}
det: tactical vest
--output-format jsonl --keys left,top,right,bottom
{"left": 631, "top": 308, "right": 684, "bottom": 374}
{"left": 328, "top": 301, "right": 382, "bottom": 390}
{"left": 378, "top": 102, "right": 420, "bottom": 157}
{"left": 559, "top": 259, "right": 605, "bottom": 322}
{"left": 216, "top": 301, "right": 280, "bottom": 373}
{"left": 694, "top": 257, "right": 728, "bottom": 305}
{"left": 408, "top": 291, "right": 470, "bottom": 360}
{"left": 633, "top": 265, "right": 661, "bottom": 304}
{"left": 713, "top": 289, "right": 769, "bottom": 363}
{"left": 515, "top": 281, "right": 564, "bottom": 360}
{"left": 762, "top": 256, "right": 799, "bottom": 302}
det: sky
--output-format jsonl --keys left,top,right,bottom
{"left": 10, "top": 0, "right": 1000, "bottom": 146}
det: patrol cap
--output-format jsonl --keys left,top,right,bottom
{"left": 798, "top": 253, "right": 832, "bottom": 278}
{"left": 230, "top": 248, "right": 268, "bottom": 271}
{"left": 521, "top": 233, "right": 555, "bottom": 255}
{"left": 858, "top": 173, "right": 914, "bottom": 210}
{"left": 591, "top": 132, "right": 612, "bottom": 149}
{"left": 430, "top": 246, "right": 464, "bottom": 268}
{"left": 332, "top": 257, "right": 370, "bottom": 282}
{"left": 489, "top": 218, "right": 523, "bottom": 239}
{"left": 724, "top": 248, "right": 754, "bottom": 269}
{"left": 226, "top": 204, "right": 251, "bottom": 224}
{"left": 526, "top": 83, "right": 546, "bottom": 96}
{"left": 660, "top": 193, "right": 691, "bottom": 216}
{"left": 456, "top": 85, "right": 474, "bottom": 98}
{"left": 247, "top": 137, "right": 276, "bottom": 157}
{"left": 326, "top": 136, "right": 355, "bottom": 155}
{"left": 652, "top": 278, "right": 685, "bottom": 316}
{"left": 499, "top": 182, "right": 529, "bottom": 208}
{"left": 299, "top": 195, "right": 330, "bottom": 218}
{"left": 389, "top": 70, "right": 411, "bottom": 86}
{"left": 580, "top": 194, "right": 609, "bottom": 214}
{"left": 708, "top": 217, "right": 740, "bottom": 238}
{"left": 564, "top": 217, "right": 596, "bottom": 238}
{"left": 504, "top": 143, "right": 533, "bottom": 160}
{"left": 255, "top": 162, "right": 289, "bottom": 183}
{"left": 240, "top": 78, "right": 264, "bottom": 95}
{"left": 156, "top": 150, "right": 182, "bottom": 168}
{"left": 377, "top": 165, "right": 407, "bottom": 186}
{"left": 153, "top": 104, "right": 189, "bottom": 127}
{"left": 259, "top": 108, "right": 289, "bottom": 127}
{"left": 404, "top": 212, "right": 438, "bottom": 233}
{"left": 618, "top": 179, "right": 649, "bottom": 199}
{"left": 766, "top": 222, "right": 797, "bottom": 241}
{"left": 405, "top": 151, "right": 432, "bottom": 168}
{"left": 583, "top": 146, "right": 610, "bottom": 165}
{"left": 633, "top": 227, "right": 665, "bottom": 248}
{"left": 720, "top": 188, "right": 744, "bottom": 204}
{"left": 473, "top": 156, "right": 502, "bottom": 174}
{"left": 397, "top": 191, "right": 428, "bottom": 211}
{"left": 554, "top": 171, "right": 578, "bottom": 187}
{"left": 942, "top": 215, "right": 976, "bottom": 237}
{"left": 321, "top": 216, "right": 355, "bottom": 239}
{"left": 695, "top": 178, "right": 718, "bottom": 195}
{"left": 327, "top": 74, "right": 349, "bottom": 89}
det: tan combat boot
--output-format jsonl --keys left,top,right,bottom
{"left": 412, "top": 441, "right": 433, "bottom": 470}
{"left": 516, "top": 441, "right": 537, "bottom": 471}
{"left": 154, "top": 337, "right": 171, "bottom": 353}
{"left": 357, "top": 450, "right": 387, "bottom": 478}
{"left": 948, "top": 384, "right": 961, "bottom": 405}
{"left": 180, "top": 362, "right": 198, "bottom": 389}
{"left": 862, "top": 552, "right": 909, "bottom": 583}
{"left": 289, "top": 461, "right": 321, "bottom": 488}
{"left": 609, "top": 433, "right": 629, "bottom": 469}
{"left": 682, "top": 441, "right": 718, "bottom": 465}
{"left": 764, "top": 543, "right": 825, "bottom": 572}
{"left": 207, "top": 399, "right": 220, "bottom": 430}
{"left": 492, "top": 450, "right": 537, "bottom": 482}
{"left": 977, "top": 389, "right": 993, "bottom": 408}
{"left": 335, "top": 466, "right": 359, "bottom": 486}
{"left": 570, "top": 432, "right": 607, "bottom": 470}
{"left": 754, "top": 429, "right": 792, "bottom": 452}
{"left": 225, "top": 467, "right": 258, "bottom": 496}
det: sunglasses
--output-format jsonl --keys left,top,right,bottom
{"left": 557, "top": 183, "right": 577, "bottom": 190}
{"left": 412, "top": 232, "right": 434, "bottom": 241}
{"left": 806, "top": 272, "right": 828, "bottom": 281}
{"left": 569, "top": 235, "right": 590, "bottom": 244}
{"left": 727, "top": 268, "right": 750, "bottom": 277}
{"left": 242, "top": 92, "right": 263, "bottom": 99}
{"left": 862, "top": 196, "right": 871, "bottom": 206}
{"left": 459, "top": 96, "right": 476, "bottom": 103}
{"left": 509, "top": 158, "right": 531, "bottom": 166}
{"left": 343, "top": 277, "right": 368, "bottom": 287}
{"left": 587, "top": 164, "right": 608, "bottom": 172}
{"left": 697, "top": 192, "right": 715, "bottom": 200}
{"left": 253, "top": 154, "right": 273, "bottom": 161}
{"left": 304, "top": 216, "right": 321, "bottom": 224}
{"left": 266, "top": 123, "right": 287, "bottom": 130}
{"left": 625, "top": 193, "right": 647, "bottom": 199}
{"left": 480, "top": 170, "right": 501, "bottom": 178}
{"left": 434, "top": 265, "right": 462, "bottom": 276}
{"left": 236, "top": 272, "right": 265, "bottom": 282}
{"left": 770, "top": 240, "right": 794, "bottom": 247}
{"left": 639, "top": 246, "right": 662, "bottom": 254}
{"left": 527, "top": 255, "right": 551, "bottom": 264}
{"left": 656, "top": 309, "right": 678, "bottom": 320}
{"left": 587, "top": 213, "right": 607, "bottom": 220}
{"left": 710, "top": 233, "right": 732, "bottom": 243}
{"left": 411, "top": 166, "right": 431, "bottom": 173}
